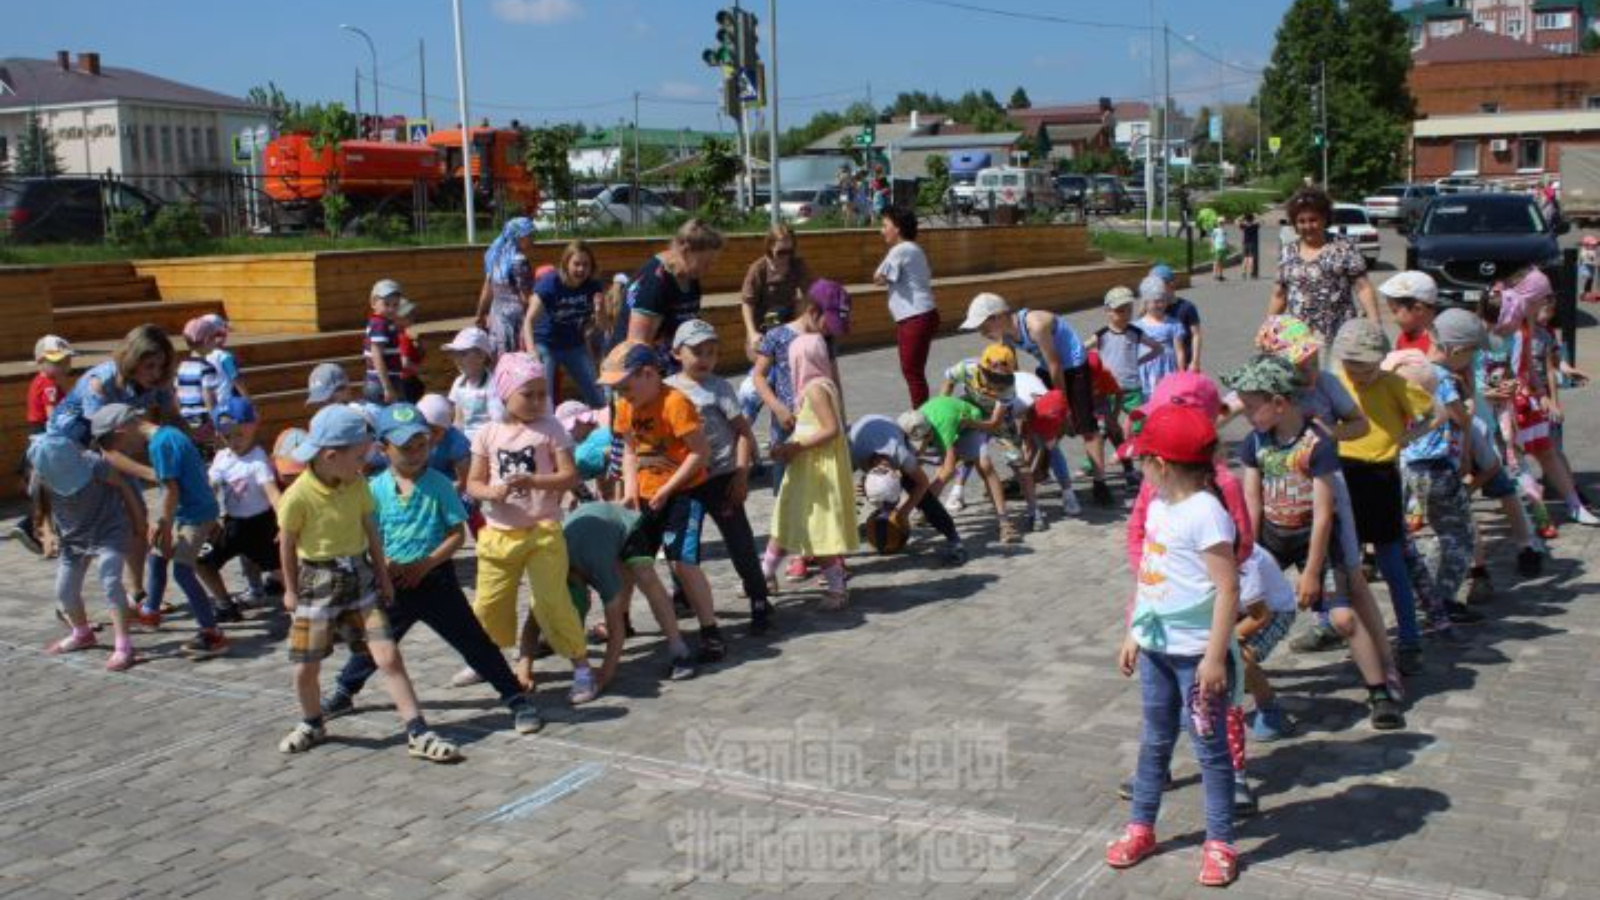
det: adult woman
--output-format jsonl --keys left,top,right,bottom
{"left": 525, "top": 239, "right": 605, "bottom": 407}
{"left": 614, "top": 218, "right": 725, "bottom": 353}
{"left": 1269, "top": 188, "right": 1381, "bottom": 344}
{"left": 740, "top": 224, "right": 815, "bottom": 361}
{"left": 50, "top": 324, "right": 181, "bottom": 448}
{"left": 873, "top": 205, "right": 939, "bottom": 407}
{"left": 475, "top": 217, "right": 537, "bottom": 358}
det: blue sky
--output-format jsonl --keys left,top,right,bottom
{"left": 12, "top": 0, "right": 1289, "bottom": 131}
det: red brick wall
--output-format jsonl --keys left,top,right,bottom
{"left": 1413, "top": 132, "right": 1600, "bottom": 180}
{"left": 1410, "top": 56, "right": 1600, "bottom": 116}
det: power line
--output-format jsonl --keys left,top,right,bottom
{"left": 866, "top": 0, "right": 1150, "bottom": 32}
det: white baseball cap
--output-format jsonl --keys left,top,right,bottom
{"left": 959, "top": 292, "right": 1011, "bottom": 331}
{"left": 371, "top": 278, "right": 406, "bottom": 300}
{"left": 441, "top": 326, "right": 493, "bottom": 356}
{"left": 416, "top": 393, "right": 454, "bottom": 428}
{"left": 1378, "top": 271, "right": 1440, "bottom": 306}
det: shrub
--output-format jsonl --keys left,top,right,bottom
{"left": 108, "top": 203, "right": 212, "bottom": 257}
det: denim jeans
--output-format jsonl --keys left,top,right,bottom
{"left": 536, "top": 343, "right": 605, "bottom": 408}
{"left": 145, "top": 555, "right": 217, "bottom": 630}
{"left": 335, "top": 565, "right": 523, "bottom": 704}
{"left": 1131, "top": 651, "right": 1234, "bottom": 843}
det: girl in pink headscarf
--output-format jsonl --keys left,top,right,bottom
{"left": 763, "top": 334, "right": 859, "bottom": 609}
{"left": 463, "top": 352, "right": 599, "bottom": 703}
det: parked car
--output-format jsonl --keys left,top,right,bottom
{"left": 1364, "top": 183, "right": 1439, "bottom": 230}
{"left": 1434, "top": 176, "right": 1484, "bottom": 195}
{"left": 532, "top": 184, "right": 682, "bottom": 231}
{"left": 1405, "top": 193, "right": 1565, "bottom": 307}
{"left": 0, "top": 177, "right": 161, "bottom": 244}
{"left": 971, "top": 167, "right": 1060, "bottom": 222}
{"left": 1329, "top": 203, "right": 1380, "bottom": 268}
{"left": 1054, "top": 174, "right": 1090, "bottom": 208}
{"left": 1090, "top": 175, "right": 1134, "bottom": 214}
{"left": 758, "top": 186, "right": 842, "bottom": 224}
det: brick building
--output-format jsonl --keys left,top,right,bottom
{"left": 1408, "top": 29, "right": 1600, "bottom": 180}
{"left": 1402, "top": 0, "right": 1598, "bottom": 56}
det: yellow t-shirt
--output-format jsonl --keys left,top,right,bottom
{"left": 277, "top": 469, "right": 374, "bottom": 561}
{"left": 1337, "top": 369, "right": 1435, "bottom": 464}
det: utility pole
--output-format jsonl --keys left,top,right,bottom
{"left": 1144, "top": 0, "right": 1155, "bottom": 239}
{"left": 632, "top": 91, "right": 641, "bottom": 225}
{"left": 734, "top": 0, "right": 752, "bottom": 212}
{"left": 767, "top": 0, "right": 781, "bottom": 227}
{"left": 354, "top": 68, "right": 363, "bottom": 131}
{"left": 451, "top": 0, "right": 476, "bottom": 241}
{"left": 1320, "top": 60, "right": 1329, "bottom": 189}
{"left": 1162, "top": 22, "right": 1171, "bottom": 238}
{"left": 419, "top": 38, "right": 427, "bottom": 121}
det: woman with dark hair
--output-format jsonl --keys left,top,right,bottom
{"left": 1269, "top": 188, "right": 1381, "bottom": 343}
{"left": 874, "top": 205, "right": 939, "bottom": 407}
{"left": 526, "top": 239, "right": 606, "bottom": 406}
{"left": 740, "top": 223, "right": 815, "bottom": 361}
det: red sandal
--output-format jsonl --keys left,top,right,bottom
{"left": 1105, "top": 824, "right": 1157, "bottom": 869}
{"left": 1198, "top": 840, "right": 1238, "bottom": 886}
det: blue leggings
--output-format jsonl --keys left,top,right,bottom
{"left": 145, "top": 555, "right": 217, "bottom": 630}
{"left": 1373, "top": 540, "right": 1421, "bottom": 648}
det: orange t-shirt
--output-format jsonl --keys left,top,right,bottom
{"left": 613, "top": 386, "right": 706, "bottom": 500}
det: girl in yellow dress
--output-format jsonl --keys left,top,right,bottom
{"left": 763, "top": 334, "right": 859, "bottom": 609}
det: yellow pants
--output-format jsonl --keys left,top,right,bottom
{"left": 472, "top": 522, "right": 586, "bottom": 658}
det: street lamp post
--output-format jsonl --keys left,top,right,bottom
{"left": 449, "top": 0, "right": 476, "bottom": 242}
{"left": 340, "top": 25, "right": 379, "bottom": 135}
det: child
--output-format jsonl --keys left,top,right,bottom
{"left": 442, "top": 326, "right": 497, "bottom": 441}
{"left": 849, "top": 413, "right": 966, "bottom": 565}
{"left": 1091, "top": 287, "right": 1164, "bottom": 471}
{"left": 1211, "top": 216, "right": 1229, "bottom": 281}
{"left": 1579, "top": 234, "right": 1598, "bottom": 301}
{"left": 91, "top": 404, "right": 228, "bottom": 659}
{"left": 558, "top": 400, "right": 613, "bottom": 500}
{"left": 748, "top": 280, "right": 852, "bottom": 496}
{"left": 1331, "top": 319, "right": 1438, "bottom": 676}
{"left": 1224, "top": 354, "right": 1405, "bottom": 730}
{"left": 464, "top": 353, "right": 597, "bottom": 702}
{"left": 195, "top": 397, "right": 282, "bottom": 622}
{"left": 275, "top": 405, "right": 462, "bottom": 761}
{"left": 1463, "top": 415, "right": 1545, "bottom": 589}
{"left": 363, "top": 278, "right": 406, "bottom": 405}
{"left": 939, "top": 343, "right": 1033, "bottom": 539}
{"left": 594, "top": 273, "right": 629, "bottom": 359}
{"left": 762, "top": 334, "right": 860, "bottom": 609}
{"left": 1401, "top": 309, "right": 1492, "bottom": 628}
{"left": 899, "top": 395, "right": 993, "bottom": 507}
{"left": 306, "top": 362, "right": 362, "bottom": 409}
{"left": 28, "top": 434, "right": 143, "bottom": 670}
{"left": 15, "top": 335, "right": 74, "bottom": 557}
{"left": 1135, "top": 275, "right": 1187, "bottom": 397}
{"left": 395, "top": 298, "right": 426, "bottom": 403}
{"left": 1382, "top": 271, "right": 1440, "bottom": 355}
{"left": 667, "top": 319, "right": 774, "bottom": 633}
{"left": 201, "top": 314, "right": 245, "bottom": 399}
{"left": 1108, "top": 403, "right": 1240, "bottom": 887}
{"left": 600, "top": 342, "right": 725, "bottom": 672}
{"left": 319, "top": 403, "right": 543, "bottom": 733}
{"left": 1150, "top": 263, "right": 1203, "bottom": 372}
{"left": 418, "top": 394, "right": 470, "bottom": 489}
{"left": 274, "top": 427, "right": 310, "bottom": 488}
{"left": 1229, "top": 544, "right": 1297, "bottom": 812}
{"left": 176, "top": 316, "right": 226, "bottom": 447}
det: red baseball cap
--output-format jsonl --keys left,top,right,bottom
{"left": 1126, "top": 404, "right": 1217, "bottom": 464}
{"left": 1026, "top": 389, "right": 1069, "bottom": 441}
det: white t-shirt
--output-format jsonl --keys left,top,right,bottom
{"left": 449, "top": 375, "right": 497, "bottom": 440}
{"left": 1239, "top": 545, "right": 1296, "bottom": 614}
{"left": 1132, "top": 491, "right": 1236, "bottom": 657}
{"left": 209, "top": 446, "right": 275, "bottom": 519}
{"left": 874, "top": 241, "right": 936, "bottom": 322}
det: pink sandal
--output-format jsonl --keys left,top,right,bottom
{"left": 46, "top": 631, "right": 98, "bottom": 655}
{"left": 1198, "top": 840, "right": 1238, "bottom": 886}
{"left": 1105, "top": 824, "right": 1157, "bottom": 869}
{"left": 105, "top": 647, "right": 137, "bottom": 672}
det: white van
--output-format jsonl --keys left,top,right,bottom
{"left": 972, "top": 167, "right": 1060, "bottom": 221}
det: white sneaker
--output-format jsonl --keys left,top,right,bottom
{"left": 449, "top": 666, "right": 485, "bottom": 688}
{"left": 1574, "top": 505, "right": 1600, "bottom": 527}
{"left": 942, "top": 483, "right": 965, "bottom": 512}
{"left": 1059, "top": 484, "right": 1082, "bottom": 516}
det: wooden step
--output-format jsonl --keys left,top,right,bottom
{"left": 237, "top": 356, "right": 364, "bottom": 396}
{"left": 50, "top": 275, "right": 162, "bottom": 309}
{"left": 53, "top": 299, "right": 225, "bottom": 344}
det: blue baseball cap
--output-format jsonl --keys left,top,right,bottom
{"left": 212, "top": 396, "right": 258, "bottom": 430}
{"left": 375, "top": 402, "right": 430, "bottom": 446}
{"left": 1150, "top": 263, "right": 1176, "bottom": 283}
{"left": 292, "top": 405, "right": 372, "bottom": 463}
{"left": 27, "top": 435, "right": 94, "bottom": 497}
{"left": 306, "top": 362, "right": 350, "bottom": 406}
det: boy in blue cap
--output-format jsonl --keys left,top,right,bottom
{"left": 1150, "top": 264, "right": 1203, "bottom": 372}
{"left": 197, "top": 397, "right": 281, "bottom": 620}
{"left": 276, "top": 405, "right": 462, "bottom": 761}
{"left": 321, "top": 403, "right": 543, "bottom": 734}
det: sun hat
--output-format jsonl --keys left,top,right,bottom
{"left": 597, "top": 341, "right": 662, "bottom": 386}
{"left": 416, "top": 394, "right": 454, "bottom": 428}
{"left": 33, "top": 335, "right": 74, "bottom": 364}
{"left": 1222, "top": 354, "right": 1303, "bottom": 397}
{"left": 306, "top": 363, "right": 351, "bottom": 405}
{"left": 441, "top": 326, "right": 493, "bottom": 356}
{"left": 1150, "top": 263, "right": 1176, "bottom": 283}
{"left": 375, "top": 403, "right": 431, "bottom": 446}
{"left": 980, "top": 342, "right": 1018, "bottom": 372}
{"left": 1103, "top": 286, "right": 1137, "bottom": 310}
{"left": 26, "top": 435, "right": 94, "bottom": 496}
{"left": 1255, "top": 314, "right": 1323, "bottom": 366}
{"left": 897, "top": 409, "right": 932, "bottom": 447}
{"left": 1138, "top": 275, "right": 1167, "bottom": 302}
{"left": 371, "top": 278, "right": 406, "bottom": 300}
{"left": 292, "top": 405, "right": 372, "bottom": 463}
{"left": 1026, "top": 389, "right": 1069, "bottom": 441}
{"left": 1126, "top": 404, "right": 1217, "bottom": 464}
{"left": 960, "top": 292, "right": 1011, "bottom": 331}
{"left": 1331, "top": 319, "right": 1390, "bottom": 364}
{"left": 1434, "top": 308, "right": 1488, "bottom": 349}
{"left": 864, "top": 466, "right": 904, "bottom": 507}
{"left": 1378, "top": 271, "right": 1440, "bottom": 306}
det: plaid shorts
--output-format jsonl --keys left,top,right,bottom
{"left": 1243, "top": 609, "right": 1296, "bottom": 664}
{"left": 286, "top": 556, "right": 393, "bottom": 663}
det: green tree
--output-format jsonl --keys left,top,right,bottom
{"left": 778, "top": 101, "right": 878, "bottom": 156}
{"left": 523, "top": 125, "right": 578, "bottom": 227}
{"left": 681, "top": 136, "right": 742, "bottom": 222}
{"left": 274, "top": 101, "right": 358, "bottom": 151}
{"left": 1584, "top": 28, "right": 1600, "bottom": 53}
{"left": 918, "top": 153, "right": 951, "bottom": 209}
{"left": 1008, "top": 87, "right": 1032, "bottom": 110}
{"left": 246, "top": 81, "right": 296, "bottom": 131}
{"left": 16, "top": 111, "right": 62, "bottom": 177}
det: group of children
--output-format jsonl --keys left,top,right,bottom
{"left": 15, "top": 238, "right": 1593, "bottom": 885}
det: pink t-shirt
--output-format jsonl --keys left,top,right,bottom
{"left": 470, "top": 417, "right": 573, "bottom": 530}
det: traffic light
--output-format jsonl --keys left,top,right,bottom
{"left": 739, "top": 10, "right": 759, "bottom": 70}
{"left": 703, "top": 9, "right": 738, "bottom": 70}
{"left": 1312, "top": 126, "right": 1326, "bottom": 149}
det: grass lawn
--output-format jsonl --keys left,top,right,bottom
{"left": 1091, "top": 229, "right": 1205, "bottom": 269}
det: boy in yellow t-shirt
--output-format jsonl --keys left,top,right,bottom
{"left": 276, "top": 405, "right": 461, "bottom": 763}
{"left": 1331, "top": 319, "right": 1439, "bottom": 675}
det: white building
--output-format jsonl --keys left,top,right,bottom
{"left": 0, "top": 51, "right": 267, "bottom": 201}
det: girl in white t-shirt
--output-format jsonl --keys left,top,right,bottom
{"left": 442, "top": 326, "right": 497, "bottom": 441}
{"left": 1110, "top": 403, "right": 1240, "bottom": 887}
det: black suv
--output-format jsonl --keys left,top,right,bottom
{"left": 1406, "top": 193, "right": 1565, "bottom": 306}
{"left": 0, "top": 177, "right": 160, "bottom": 244}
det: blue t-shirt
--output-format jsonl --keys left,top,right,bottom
{"left": 149, "top": 426, "right": 220, "bottom": 525}
{"left": 531, "top": 270, "right": 601, "bottom": 348}
{"left": 428, "top": 427, "right": 471, "bottom": 478}
{"left": 49, "top": 360, "right": 171, "bottom": 447}
{"left": 1403, "top": 363, "right": 1463, "bottom": 467}
{"left": 369, "top": 468, "right": 467, "bottom": 565}
{"left": 1014, "top": 310, "right": 1087, "bottom": 371}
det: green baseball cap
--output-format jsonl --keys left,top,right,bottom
{"left": 1222, "top": 353, "right": 1302, "bottom": 397}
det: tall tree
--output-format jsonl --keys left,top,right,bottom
{"left": 16, "top": 111, "right": 62, "bottom": 177}
{"left": 1008, "top": 86, "right": 1032, "bottom": 110}
{"left": 1259, "top": 0, "right": 1343, "bottom": 188}
{"left": 246, "top": 81, "right": 296, "bottom": 131}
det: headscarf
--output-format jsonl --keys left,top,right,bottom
{"left": 787, "top": 333, "right": 833, "bottom": 399}
{"left": 493, "top": 351, "right": 546, "bottom": 402}
{"left": 485, "top": 217, "right": 536, "bottom": 284}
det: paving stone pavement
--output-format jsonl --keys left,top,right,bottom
{"left": 3, "top": 240, "right": 1600, "bottom": 899}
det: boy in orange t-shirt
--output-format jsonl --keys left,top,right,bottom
{"left": 601, "top": 341, "right": 726, "bottom": 670}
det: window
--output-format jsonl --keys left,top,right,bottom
{"left": 207, "top": 127, "right": 218, "bottom": 162}
{"left": 1549, "top": 42, "right": 1575, "bottom": 53}
{"left": 176, "top": 126, "right": 188, "bottom": 163}
{"left": 1453, "top": 139, "right": 1479, "bottom": 175}
{"left": 0, "top": 135, "right": 8, "bottom": 163}
{"left": 160, "top": 126, "right": 172, "bottom": 163}
{"left": 127, "top": 125, "right": 139, "bottom": 163}
{"left": 1481, "top": 102, "right": 1500, "bottom": 114}
{"left": 190, "top": 128, "right": 202, "bottom": 163}
{"left": 145, "top": 126, "right": 156, "bottom": 166}
{"left": 1518, "top": 138, "right": 1545, "bottom": 171}
{"left": 1588, "top": 96, "right": 1600, "bottom": 109}
{"left": 1429, "top": 20, "right": 1463, "bottom": 37}
{"left": 1476, "top": 15, "right": 1498, "bottom": 33}
{"left": 1536, "top": 11, "right": 1572, "bottom": 30}
{"left": 1507, "top": 16, "right": 1524, "bottom": 37}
